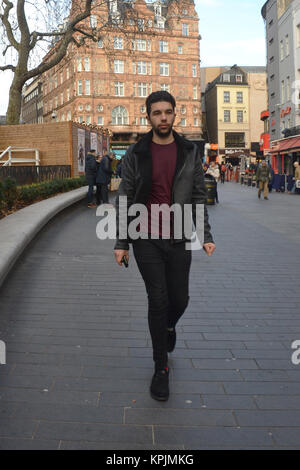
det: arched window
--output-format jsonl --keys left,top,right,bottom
{"left": 112, "top": 106, "right": 129, "bottom": 125}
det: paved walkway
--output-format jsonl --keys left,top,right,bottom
{"left": 0, "top": 183, "right": 299, "bottom": 449}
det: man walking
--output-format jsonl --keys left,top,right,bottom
{"left": 256, "top": 160, "right": 272, "bottom": 200}
{"left": 114, "top": 91, "right": 216, "bottom": 401}
{"left": 96, "top": 152, "right": 114, "bottom": 204}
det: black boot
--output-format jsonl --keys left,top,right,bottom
{"left": 150, "top": 367, "right": 169, "bottom": 401}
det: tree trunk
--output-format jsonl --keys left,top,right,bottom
{"left": 6, "top": 74, "right": 25, "bottom": 125}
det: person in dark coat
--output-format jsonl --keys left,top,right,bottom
{"left": 96, "top": 152, "right": 115, "bottom": 204}
{"left": 116, "top": 158, "right": 123, "bottom": 178}
{"left": 85, "top": 149, "right": 97, "bottom": 208}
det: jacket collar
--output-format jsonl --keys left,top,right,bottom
{"left": 134, "top": 130, "right": 194, "bottom": 155}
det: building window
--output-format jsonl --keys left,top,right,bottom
{"left": 140, "top": 117, "right": 147, "bottom": 126}
{"left": 179, "top": 118, "right": 186, "bottom": 126}
{"left": 224, "top": 91, "right": 230, "bottom": 103}
{"left": 79, "top": 116, "right": 83, "bottom": 123}
{"left": 98, "top": 39, "right": 103, "bottom": 48}
{"left": 224, "top": 110, "right": 231, "bottom": 122}
{"left": 223, "top": 74, "right": 230, "bottom": 83}
{"left": 178, "top": 45, "right": 183, "bottom": 54}
{"left": 160, "top": 63, "right": 169, "bottom": 76}
{"left": 225, "top": 132, "right": 245, "bottom": 148}
{"left": 77, "top": 58, "right": 82, "bottom": 72}
{"left": 297, "top": 24, "right": 300, "bottom": 47}
{"left": 67, "top": 88, "right": 70, "bottom": 101}
{"left": 140, "top": 105, "right": 146, "bottom": 113}
{"left": 161, "top": 83, "right": 170, "bottom": 92}
{"left": 78, "top": 81, "right": 82, "bottom": 95}
{"left": 137, "top": 61, "right": 147, "bottom": 74}
{"left": 237, "top": 110, "right": 243, "bottom": 123}
{"left": 85, "top": 80, "right": 90, "bottom": 95}
{"left": 281, "top": 80, "right": 285, "bottom": 103}
{"left": 180, "top": 106, "right": 186, "bottom": 114}
{"left": 286, "top": 76, "right": 291, "bottom": 101}
{"left": 114, "top": 82, "right": 124, "bottom": 96}
{"left": 138, "top": 82, "right": 148, "bottom": 97}
{"left": 98, "top": 116, "right": 104, "bottom": 125}
{"left": 66, "top": 68, "right": 70, "bottom": 79}
{"left": 285, "top": 35, "right": 289, "bottom": 56}
{"left": 160, "top": 41, "right": 168, "bottom": 53}
{"left": 182, "top": 23, "right": 188, "bottom": 36}
{"left": 60, "top": 92, "right": 64, "bottom": 105}
{"left": 112, "top": 106, "right": 128, "bottom": 125}
{"left": 236, "top": 74, "right": 243, "bottom": 83}
{"left": 194, "top": 118, "right": 198, "bottom": 126}
{"left": 114, "top": 60, "right": 124, "bottom": 74}
{"left": 136, "top": 39, "right": 146, "bottom": 51}
{"left": 67, "top": 111, "right": 71, "bottom": 121}
{"left": 86, "top": 116, "right": 91, "bottom": 125}
{"left": 90, "top": 15, "right": 97, "bottom": 28}
{"left": 137, "top": 19, "right": 145, "bottom": 31}
{"left": 84, "top": 57, "right": 90, "bottom": 72}
{"left": 237, "top": 91, "right": 243, "bottom": 103}
{"left": 280, "top": 40, "right": 284, "bottom": 60}
{"left": 192, "top": 64, "right": 197, "bottom": 77}
{"left": 193, "top": 85, "right": 197, "bottom": 99}
{"left": 114, "top": 37, "right": 123, "bottom": 49}
{"left": 147, "top": 40, "right": 151, "bottom": 51}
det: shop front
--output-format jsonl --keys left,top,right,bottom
{"left": 270, "top": 135, "right": 300, "bottom": 191}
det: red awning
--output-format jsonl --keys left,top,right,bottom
{"left": 271, "top": 136, "right": 300, "bottom": 154}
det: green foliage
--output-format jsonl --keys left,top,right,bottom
{"left": 0, "top": 175, "right": 87, "bottom": 215}
{"left": 2, "top": 177, "right": 18, "bottom": 210}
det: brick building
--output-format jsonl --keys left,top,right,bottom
{"left": 41, "top": 0, "right": 202, "bottom": 155}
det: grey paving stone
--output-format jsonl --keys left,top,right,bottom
{"left": 60, "top": 441, "right": 185, "bottom": 450}
{"left": 235, "top": 410, "right": 300, "bottom": 427}
{"left": 35, "top": 421, "right": 153, "bottom": 445}
{"left": 0, "top": 419, "right": 38, "bottom": 438}
{"left": 153, "top": 426, "right": 274, "bottom": 448}
{"left": 201, "top": 395, "right": 256, "bottom": 410}
{"left": 0, "top": 438, "right": 60, "bottom": 450}
{"left": 223, "top": 382, "right": 300, "bottom": 395}
{"left": 254, "top": 396, "right": 300, "bottom": 410}
{"left": 125, "top": 408, "right": 236, "bottom": 426}
{"left": 192, "top": 359, "right": 258, "bottom": 369}
{"left": 270, "top": 428, "right": 300, "bottom": 448}
{"left": 99, "top": 391, "right": 203, "bottom": 409}
{"left": 0, "top": 388, "right": 99, "bottom": 405}
{"left": 13, "top": 402, "right": 123, "bottom": 424}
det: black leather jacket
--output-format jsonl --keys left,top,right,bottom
{"left": 114, "top": 130, "right": 214, "bottom": 250}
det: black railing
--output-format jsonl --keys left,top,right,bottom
{"left": 0, "top": 165, "right": 71, "bottom": 185}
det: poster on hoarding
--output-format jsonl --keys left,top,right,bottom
{"left": 78, "top": 128, "right": 86, "bottom": 173}
{"left": 90, "top": 132, "right": 97, "bottom": 153}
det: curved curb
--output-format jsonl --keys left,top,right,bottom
{"left": 0, "top": 186, "right": 88, "bottom": 288}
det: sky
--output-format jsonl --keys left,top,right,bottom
{"left": 0, "top": 0, "right": 267, "bottom": 115}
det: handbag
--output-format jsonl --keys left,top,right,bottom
{"left": 296, "top": 180, "right": 300, "bottom": 189}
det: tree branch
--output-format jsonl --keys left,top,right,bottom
{"left": 0, "top": 0, "right": 20, "bottom": 51}
{"left": 0, "top": 64, "right": 16, "bottom": 72}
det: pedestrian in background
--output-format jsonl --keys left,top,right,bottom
{"left": 220, "top": 162, "right": 226, "bottom": 184}
{"left": 96, "top": 152, "right": 115, "bottom": 204}
{"left": 294, "top": 161, "right": 300, "bottom": 194}
{"left": 256, "top": 160, "right": 272, "bottom": 200}
{"left": 85, "top": 149, "right": 97, "bottom": 208}
{"left": 206, "top": 160, "right": 220, "bottom": 203}
{"left": 116, "top": 158, "right": 123, "bottom": 178}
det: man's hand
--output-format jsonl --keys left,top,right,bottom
{"left": 114, "top": 249, "right": 129, "bottom": 266}
{"left": 203, "top": 243, "right": 216, "bottom": 257}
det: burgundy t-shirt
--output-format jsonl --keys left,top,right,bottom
{"left": 143, "top": 141, "right": 177, "bottom": 237}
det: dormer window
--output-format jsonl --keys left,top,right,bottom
{"left": 236, "top": 74, "right": 243, "bottom": 83}
{"left": 155, "top": 4, "right": 162, "bottom": 17}
{"left": 223, "top": 74, "right": 230, "bottom": 83}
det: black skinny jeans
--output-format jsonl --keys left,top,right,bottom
{"left": 132, "top": 239, "right": 192, "bottom": 370}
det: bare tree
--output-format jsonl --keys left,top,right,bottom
{"left": 0, "top": 0, "right": 131, "bottom": 124}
